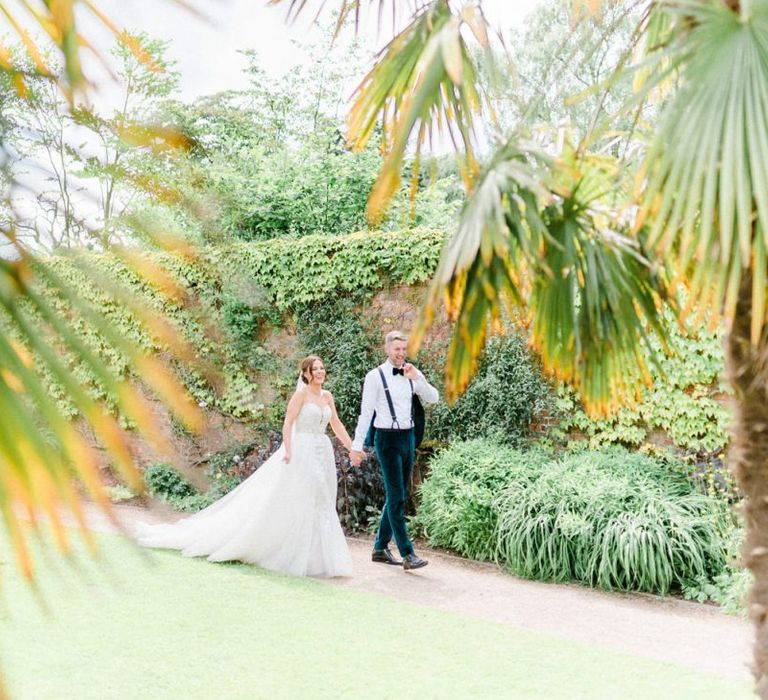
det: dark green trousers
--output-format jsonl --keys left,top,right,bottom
{"left": 373, "top": 428, "right": 416, "bottom": 557}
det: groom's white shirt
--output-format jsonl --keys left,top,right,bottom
{"left": 351, "top": 360, "right": 439, "bottom": 451}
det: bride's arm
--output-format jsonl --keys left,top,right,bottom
{"left": 282, "top": 388, "right": 305, "bottom": 462}
{"left": 327, "top": 393, "right": 353, "bottom": 451}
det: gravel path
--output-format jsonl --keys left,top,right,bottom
{"left": 91, "top": 502, "right": 753, "bottom": 684}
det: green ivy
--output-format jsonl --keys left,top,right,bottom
{"left": 555, "top": 314, "right": 730, "bottom": 453}
{"left": 208, "top": 228, "right": 443, "bottom": 309}
{"left": 25, "top": 229, "right": 443, "bottom": 423}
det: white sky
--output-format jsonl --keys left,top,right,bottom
{"left": 77, "top": 0, "right": 539, "bottom": 109}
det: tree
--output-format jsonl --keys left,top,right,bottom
{"left": 272, "top": 0, "right": 768, "bottom": 691}
{"left": 79, "top": 32, "right": 180, "bottom": 242}
{"left": 4, "top": 55, "right": 89, "bottom": 250}
{"left": 4, "top": 33, "right": 180, "bottom": 251}
{"left": 502, "top": 0, "right": 642, "bottom": 143}
{"left": 130, "top": 34, "right": 461, "bottom": 243}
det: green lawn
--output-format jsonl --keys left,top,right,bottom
{"left": 0, "top": 533, "right": 751, "bottom": 699}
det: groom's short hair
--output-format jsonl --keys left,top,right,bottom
{"left": 385, "top": 330, "right": 407, "bottom": 346}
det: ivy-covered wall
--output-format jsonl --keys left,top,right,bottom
{"left": 23, "top": 227, "right": 734, "bottom": 462}
{"left": 554, "top": 317, "right": 730, "bottom": 454}
{"left": 33, "top": 229, "right": 444, "bottom": 422}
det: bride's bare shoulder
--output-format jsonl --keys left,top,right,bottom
{"left": 288, "top": 385, "right": 308, "bottom": 406}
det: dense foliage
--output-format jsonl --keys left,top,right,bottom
{"left": 128, "top": 43, "right": 462, "bottom": 246}
{"left": 555, "top": 317, "right": 729, "bottom": 453}
{"left": 427, "top": 334, "right": 556, "bottom": 446}
{"left": 413, "top": 440, "right": 554, "bottom": 560}
{"left": 29, "top": 228, "right": 442, "bottom": 422}
{"left": 682, "top": 527, "right": 749, "bottom": 615}
{"left": 417, "top": 440, "right": 731, "bottom": 596}
{"left": 296, "top": 297, "right": 381, "bottom": 428}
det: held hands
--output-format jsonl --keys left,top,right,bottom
{"left": 349, "top": 449, "right": 365, "bottom": 467}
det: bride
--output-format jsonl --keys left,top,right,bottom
{"left": 134, "top": 355, "right": 354, "bottom": 577}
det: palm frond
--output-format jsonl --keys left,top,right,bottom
{"left": 2, "top": 1, "right": 171, "bottom": 100}
{"left": 413, "top": 140, "right": 669, "bottom": 415}
{"left": 268, "top": 0, "right": 430, "bottom": 37}
{"left": 346, "top": 1, "right": 490, "bottom": 223}
{"left": 636, "top": 0, "right": 768, "bottom": 343}
{"left": 0, "top": 241, "right": 204, "bottom": 581}
{"left": 0, "top": 22, "right": 207, "bottom": 580}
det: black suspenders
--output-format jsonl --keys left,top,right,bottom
{"left": 377, "top": 367, "right": 414, "bottom": 430}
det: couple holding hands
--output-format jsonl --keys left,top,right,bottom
{"left": 137, "top": 330, "right": 439, "bottom": 577}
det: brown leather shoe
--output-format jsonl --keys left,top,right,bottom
{"left": 372, "top": 548, "right": 402, "bottom": 565}
{"left": 402, "top": 553, "right": 428, "bottom": 571}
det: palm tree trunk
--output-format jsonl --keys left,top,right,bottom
{"left": 726, "top": 275, "right": 767, "bottom": 694}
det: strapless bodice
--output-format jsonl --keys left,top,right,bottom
{"left": 295, "top": 401, "right": 332, "bottom": 435}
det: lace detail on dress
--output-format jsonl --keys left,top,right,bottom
{"left": 294, "top": 402, "right": 332, "bottom": 435}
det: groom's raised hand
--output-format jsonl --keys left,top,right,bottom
{"left": 402, "top": 362, "right": 421, "bottom": 380}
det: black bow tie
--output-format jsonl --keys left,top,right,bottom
{"left": 392, "top": 367, "right": 404, "bottom": 376}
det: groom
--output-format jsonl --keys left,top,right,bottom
{"left": 350, "top": 330, "right": 439, "bottom": 571}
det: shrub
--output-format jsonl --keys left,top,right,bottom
{"left": 427, "top": 334, "right": 555, "bottom": 446}
{"left": 683, "top": 527, "right": 749, "bottom": 615}
{"left": 143, "top": 462, "right": 214, "bottom": 512}
{"left": 417, "top": 440, "right": 730, "bottom": 595}
{"left": 334, "top": 438, "right": 385, "bottom": 534}
{"left": 495, "top": 447, "right": 730, "bottom": 594}
{"left": 143, "top": 463, "right": 197, "bottom": 500}
{"left": 205, "top": 434, "right": 279, "bottom": 495}
{"left": 414, "top": 439, "right": 553, "bottom": 561}
{"left": 107, "top": 485, "right": 137, "bottom": 503}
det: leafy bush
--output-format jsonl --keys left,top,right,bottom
{"left": 427, "top": 334, "right": 556, "bottom": 445}
{"left": 334, "top": 439, "right": 385, "bottom": 533}
{"left": 143, "top": 463, "right": 197, "bottom": 500}
{"left": 107, "top": 485, "right": 137, "bottom": 503}
{"left": 143, "top": 462, "right": 212, "bottom": 511}
{"left": 221, "top": 295, "right": 261, "bottom": 350}
{"left": 296, "top": 296, "right": 380, "bottom": 427}
{"left": 683, "top": 567, "right": 750, "bottom": 616}
{"left": 495, "top": 448, "right": 729, "bottom": 594}
{"left": 683, "top": 527, "right": 749, "bottom": 615}
{"left": 170, "top": 493, "right": 217, "bottom": 513}
{"left": 205, "top": 433, "right": 281, "bottom": 495}
{"left": 688, "top": 450, "right": 740, "bottom": 502}
{"left": 414, "top": 440, "right": 553, "bottom": 560}
{"left": 417, "top": 441, "right": 730, "bottom": 595}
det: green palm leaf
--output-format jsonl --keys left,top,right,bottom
{"left": 0, "top": 2, "right": 205, "bottom": 583}
{"left": 0, "top": 243, "right": 204, "bottom": 581}
{"left": 413, "top": 140, "right": 669, "bottom": 415}
{"left": 348, "top": 1, "right": 488, "bottom": 223}
{"left": 2, "top": 1, "right": 177, "bottom": 100}
{"left": 636, "top": 0, "right": 768, "bottom": 343}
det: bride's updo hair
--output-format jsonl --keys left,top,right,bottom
{"left": 299, "top": 355, "right": 323, "bottom": 385}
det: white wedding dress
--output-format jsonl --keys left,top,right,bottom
{"left": 134, "top": 401, "right": 353, "bottom": 577}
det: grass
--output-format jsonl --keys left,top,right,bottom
{"left": 0, "top": 532, "right": 752, "bottom": 699}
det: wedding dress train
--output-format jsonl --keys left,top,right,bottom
{"left": 134, "top": 402, "right": 353, "bottom": 577}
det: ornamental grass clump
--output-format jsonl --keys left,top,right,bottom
{"left": 494, "top": 448, "right": 729, "bottom": 595}
{"left": 415, "top": 439, "right": 552, "bottom": 561}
